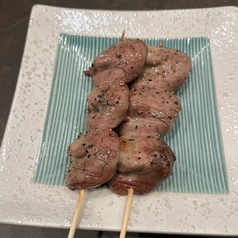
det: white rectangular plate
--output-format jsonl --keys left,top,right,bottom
{"left": 0, "top": 5, "right": 238, "bottom": 236}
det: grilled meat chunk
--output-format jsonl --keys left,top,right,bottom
{"left": 118, "top": 88, "right": 181, "bottom": 137}
{"left": 131, "top": 46, "right": 191, "bottom": 92}
{"left": 85, "top": 39, "right": 147, "bottom": 86}
{"left": 108, "top": 134, "right": 175, "bottom": 195}
{"left": 66, "top": 129, "right": 120, "bottom": 190}
{"left": 86, "top": 82, "right": 130, "bottom": 131}
{"left": 118, "top": 134, "right": 175, "bottom": 173}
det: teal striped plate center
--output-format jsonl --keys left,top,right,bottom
{"left": 34, "top": 34, "right": 228, "bottom": 194}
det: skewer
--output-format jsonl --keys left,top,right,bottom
{"left": 119, "top": 188, "right": 134, "bottom": 238}
{"left": 68, "top": 189, "right": 86, "bottom": 238}
{"left": 120, "top": 30, "right": 125, "bottom": 42}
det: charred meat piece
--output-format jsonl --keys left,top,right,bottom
{"left": 86, "top": 82, "right": 130, "bottom": 131}
{"left": 66, "top": 129, "right": 120, "bottom": 190}
{"left": 108, "top": 134, "right": 175, "bottom": 195}
{"left": 85, "top": 39, "right": 148, "bottom": 86}
{"left": 131, "top": 46, "right": 191, "bottom": 92}
{"left": 118, "top": 88, "right": 181, "bottom": 137}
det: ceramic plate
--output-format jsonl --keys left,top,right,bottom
{"left": 0, "top": 5, "right": 238, "bottom": 236}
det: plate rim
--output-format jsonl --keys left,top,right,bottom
{"left": 0, "top": 4, "right": 238, "bottom": 235}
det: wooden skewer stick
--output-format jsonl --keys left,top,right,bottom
{"left": 120, "top": 30, "right": 126, "bottom": 42}
{"left": 68, "top": 189, "right": 86, "bottom": 238}
{"left": 119, "top": 188, "right": 134, "bottom": 238}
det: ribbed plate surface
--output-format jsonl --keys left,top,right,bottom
{"left": 34, "top": 34, "right": 228, "bottom": 194}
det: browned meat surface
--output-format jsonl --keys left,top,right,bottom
{"left": 118, "top": 88, "right": 181, "bottom": 137}
{"left": 66, "top": 129, "right": 120, "bottom": 190}
{"left": 85, "top": 39, "right": 148, "bottom": 86}
{"left": 86, "top": 82, "right": 130, "bottom": 131}
{"left": 108, "top": 134, "right": 175, "bottom": 195}
{"left": 118, "top": 134, "right": 175, "bottom": 172}
{"left": 131, "top": 46, "right": 191, "bottom": 92}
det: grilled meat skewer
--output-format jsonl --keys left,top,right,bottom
{"left": 66, "top": 39, "right": 148, "bottom": 190}
{"left": 66, "top": 37, "right": 191, "bottom": 194}
{"left": 108, "top": 45, "right": 191, "bottom": 195}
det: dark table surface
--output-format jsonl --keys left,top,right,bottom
{"left": 1, "top": 0, "right": 238, "bottom": 237}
